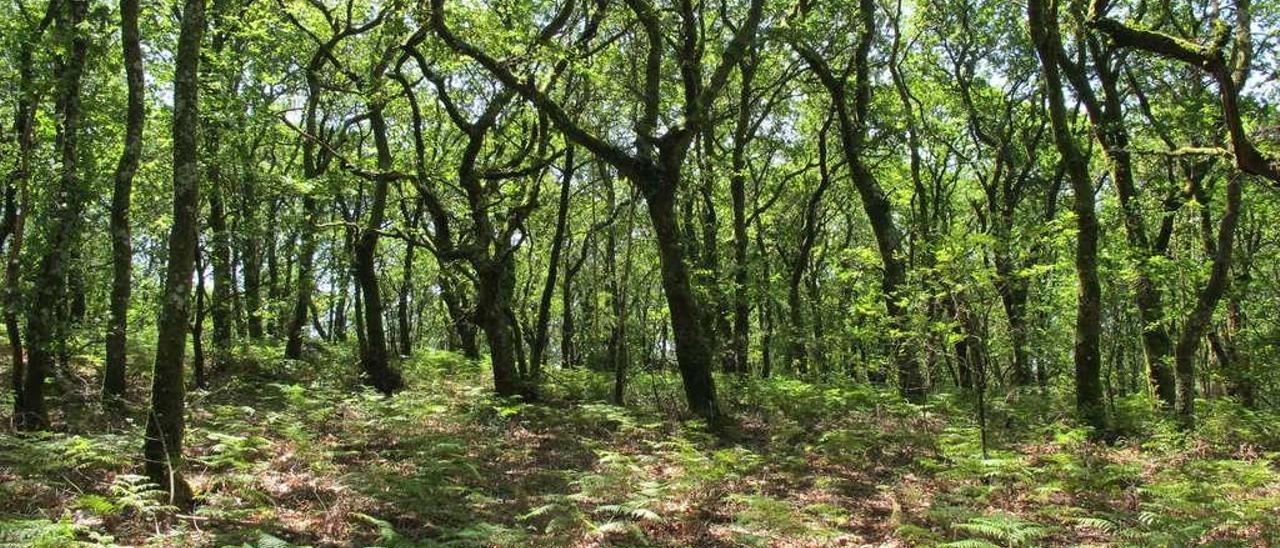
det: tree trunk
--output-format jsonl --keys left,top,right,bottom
{"left": 1174, "top": 175, "right": 1241, "bottom": 426}
{"left": 1029, "top": 0, "right": 1107, "bottom": 432}
{"left": 19, "top": 0, "right": 90, "bottom": 429}
{"left": 440, "top": 271, "right": 479, "bottom": 359}
{"left": 192, "top": 250, "right": 207, "bottom": 390}
{"left": 143, "top": 0, "right": 203, "bottom": 507}
{"left": 560, "top": 251, "right": 582, "bottom": 368}
{"left": 729, "top": 58, "right": 755, "bottom": 376}
{"left": 1219, "top": 246, "right": 1254, "bottom": 406}
{"left": 476, "top": 262, "right": 522, "bottom": 396}
{"left": 6, "top": 3, "right": 44, "bottom": 418}
{"left": 104, "top": 0, "right": 145, "bottom": 400}
{"left": 531, "top": 147, "right": 574, "bottom": 380}
{"left": 332, "top": 265, "right": 348, "bottom": 341}
{"left": 755, "top": 215, "right": 773, "bottom": 378}
{"left": 640, "top": 176, "right": 719, "bottom": 421}
{"left": 994, "top": 259, "right": 1033, "bottom": 387}
{"left": 241, "top": 175, "right": 264, "bottom": 340}
{"left": 352, "top": 107, "right": 402, "bottom": 395}
{"left": 206, "top": 151, "right": 234, "bottom": 364}
{"left": 397, "top": 243, "right": 415, "bottom": 356}
{"left": 612, "top": 195, "right": 637, "bottom": 405}
{"left": 5, "top": 182, "right": 27, "bottom": 420}
{"left": 284, "top": 198, "right": 318, "bottom": 359}
{"left": 266, "top": 199, "right": 281, "bottom": 304}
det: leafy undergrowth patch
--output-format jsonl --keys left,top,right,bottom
{"left": 2, "top": 349, "right": 1279, "bottom": 546}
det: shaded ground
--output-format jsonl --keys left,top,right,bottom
{"left": 2, "top": 348, "right": 1279, "bottom": 546}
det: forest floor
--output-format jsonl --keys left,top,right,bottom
{"left": 2, "top": 347, "right": 1280, "bottom": 547}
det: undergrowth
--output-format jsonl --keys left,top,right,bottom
{"left": 1, "top": 346, "right": 1278, "bottom": 546}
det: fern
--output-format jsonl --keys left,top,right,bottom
{"left": 108, "top": 474, "right": 177, "bottom": 520}
{"left": 354, "top": 513, "right": 417, "bottom": 548}
{"left": 951, "top": 514, "right": 1050, "bottom": 547}
{"left": 1073, "top": 516, "right": 1123, "bottom": 536}
{"left": 249, "top": 532, "right": 301, "bottom": 548}
{"left": 937, "top": 540, "right": 1002, "bottom": 548}
{"left": 0, "top": 517, "right": 86, "bottom": 547}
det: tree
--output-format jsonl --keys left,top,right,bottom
{"left": 789, "top": 0, "right": 926, "bottom": 399}
{"left": 142, "top": 0, "right": 205, "bottom": 507}
{"left": 3, "top": 0, "right": 53, "bottom": 420}
{"left": 1028, "top": 0, "right": 1107, "bottom": 432}
{"left": 103, "top": 0, "right": 146, "bottom": 402}
{"left": 18, "top": 0, "right": 90, "bottom": 429}
{"left": 431, "top": 0, "right": 766, "bottom": 421}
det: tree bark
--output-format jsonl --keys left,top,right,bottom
{"left": 241, "top": 172, "right": 265, "bottom": 340}
{"left": 19, "top": 0, "right": 90, "bottom": 429}
{"left": 476, "top": 260, "right": 522, "bottom": 396}
{"left": 1173, "top": 175, "right": 1241, "bottom": 426}
{"left": 561, "top": 240, "right": 588, "bottom": 369}
{"left": 397, "top": 242, "right": 415, "bottom": 357}
{"left": 284, "top": 198, "right": 319, "bottom": 359}
{"left": 206, "top": 155, "right": 234, "bottom": 364}
{"left": 1029, "top": 0, "right": 1107, "bottom": 432}
{"left": 5, "top": 181, "right": 27, "bottom": 420}
{"left": 143, "top": 0, "right": 204, "bottom": 506}
{"left": 352, "top": 107, "right": 403, "bottom": 395}
{"left": 642, "top": 177, "right": 719, "bottom": 420}
{"left": 611, "top": 191, "right": 637, "bottom": 405}
{"left": 530, "top": 147, "right": 575, "bottom": 380}
{"left": 5, "top": 2, "right": 48, "bottom": 419}
{"left": 440, "top": 271, "right": 479, "bottom": 360}
{"left": 728, "top": 57, "right": 755, "bottom": 376}
{"left": 103, "top": 0, "right": 145, "bottom": 401}
{"left": 192, "top": 250, "right": 207, "bottom": 390}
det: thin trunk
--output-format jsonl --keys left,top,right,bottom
{"left": 612, "top": 195, "right": 637, "bottom": 405}
{"left": 561, "top": 246, "right": 585, "bottom": 368}
{"left": 333, "top": 266, "right": 349, "bottom": 341}
{"left": 353, "top": 282, "right": 366, "bottom": 355}
{"left": 729, "top": 57, "right": 754, "bottom": 376}
{"left": 192, "top": 251, "right": 207, "bottom": 390}
{"left": 206, "top": 136, "right": 234, "bottom": 364}
{"left": 266, "top": 199, "right": 281, "bottom": 303}
{"left": 440, "top": 272, "right": 479, "bottom": 359}
{"left": 19, "top": 0, "right": 90, "bottom": 429}
{"left": 531, "top": 147, "right": 575, "bottom": 380}
{"left": 786, "top": 125, "right": 833, "bottom": 373}
{"left": 1174, "top": 175, "right": 1241, "bottom": 426}
{"left": 104, "top": 0, "right": 145, "bottom": 400}
{"left": 1219, "top": 246, "right": 1254, "bottom": 406}
{"left": 5, "top": 183, "right": 27, "bottom": 419}
{"left": 143, "top": 0, "right": 204, "bottom": 507}
{"left": 6, "top": 4, "right": 45, "bottom": 418}
{"left": 755, "top": 215, "right": 773, "bottom": 378}
{"left": 352, "top": 107, "right": 402, "bottom": 395}
{"left": 284, "top": 198, "right": 318, "bottom": 359}
{"left": 397, "top": 243, "right": 415, "bottom": 356}
{"left": 1029, "top": 0, "right": 1107, "bottom": 432}
{"left": 242, "top": 175, "right": 264, "bottom": 340}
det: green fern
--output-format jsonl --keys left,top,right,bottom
{"left": 950, "top": 514, "right": 1050, "bottom": 547}
{"left": 354, "top": 513, "right": 417, "bottom": 548}
{"left": 938, "top": 540, "right": 1002, "bottom": 548}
